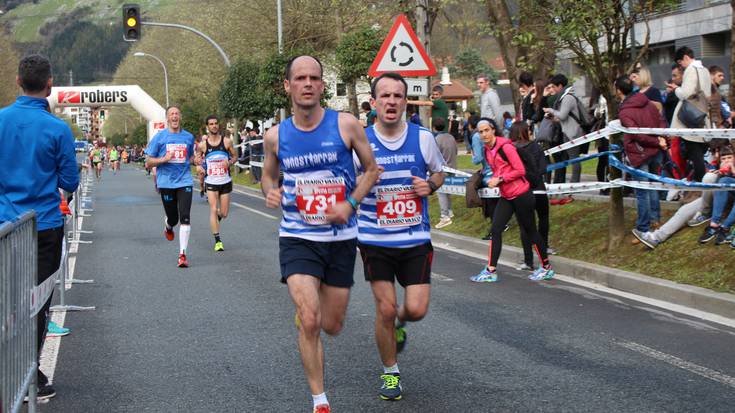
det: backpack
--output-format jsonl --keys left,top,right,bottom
{"left": 535, "top": 116, "right": 563, "bottom": 147}
{"left": 496, "top": 143, "right": 542, "bottom": 189}
{"left": 567, "top": 94, "right": 595, "bottom": 135}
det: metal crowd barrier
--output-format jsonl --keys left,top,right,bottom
{"left": 1, "top": 211, "right": 38, "bottom": 413}
{"left": 52, "top": 166, "right": 95, "bottom": 313}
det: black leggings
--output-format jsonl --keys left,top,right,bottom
{"left": 519, "top": 193, "right": 549, "bottom": 266}
{"left": 37, "top": 226, "right": 64, "bottom": 385}
{"left": 683, "top": 141, "right": 707, "bottom": 182}
{"left": 488, "top": 191, "right": 549, "bottom": 269}
{"left": 160, "top": 186, "right": 193, "bottom": 226}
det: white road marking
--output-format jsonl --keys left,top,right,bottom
{"left": 618, "top": 341, "right": 735, "bottom": 389}
{"left": 431, "top": 242, "right": 735, "bottom": 330}
{"left": 431, "top": 272, "right": 454, "bottom": 281}
{"left": 232, "top": 201, "right": 279, "bottom": 220}
{"left": 232, "top": 187, "right": 265, "bottom": 199}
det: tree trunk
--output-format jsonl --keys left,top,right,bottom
{"left": 730, "top": 0, "right": 735, "bottom": 111}
{"left": 485, "top": 0, "right": 520, "bottom": 113}
{"left": 347, "top": 79, "right": 359, "bottom": 117}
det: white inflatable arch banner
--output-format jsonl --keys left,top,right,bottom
{"left": 48, "top": 85, "right": 166, "bottom": 142}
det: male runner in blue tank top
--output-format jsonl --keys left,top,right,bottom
{"left": 145, "top": 105, "right": 196, "bottom": 268}
{"left": 195, "top": 115, "right": 237, "bottom": 251}
{"left": 356, "top": 73, "right": 446, "bottom": 401}
{"left": 261, "top": 55, "right": 380, "bottom": 413}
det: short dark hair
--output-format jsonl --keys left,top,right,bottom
{"left": 370, "top": 72, "right": 408, "bottom": 98}
{"left": 720, "top": 144, "right": 734, "bottom": 157}
{"left": 360, "top": 101, "right": 371, "bottom": 111}
{"left": 518, "top": 71, "right": 534, "bottom": 87}
{"left": 674, "top": 46, "right": 694, "bottom": 62}
{"left": 709, "top": 65, "right": 725, "bottom": 75}
{"left": 468, "top": 115, "right": 481, "bottom": 129}
{"left": 671, "top": 63, "right": 681, "bottom": 71}
{"left": 614, "top": 75, "right": 635, "bottom": 96}
{"left": 284, "top": 55, "right": 323, "bottom": 81}
{"left": 432, "top": 85, "right": 444, "bottom": 94}
{"left": 549, "top": 74, "right": 568, "bottom": 88}
{"left": 205, "top": 115, "right": 218, "bottom": 124}
{"left": 476, "top": 74, "right": 490, "bottom": 82}
{"left": 166, "top": 105, "right": 181, "bottom": 115}
{"left": 18, "top": 54, "right": 52, "bottom": 93}
{"left": 432, "top": 117, "right": 446, "bottom": 132}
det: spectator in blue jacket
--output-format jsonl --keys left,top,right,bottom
{"left": 0, "top": 54, "right": 79, "bottom": 401}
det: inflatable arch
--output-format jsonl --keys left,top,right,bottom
{"left": 48, "top": 85, "right": 166, "bottom": 142}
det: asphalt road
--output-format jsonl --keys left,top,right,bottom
{"left": 44, "top": 165, "right": 735, "bottom": 412}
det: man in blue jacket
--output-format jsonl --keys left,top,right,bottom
{"left": 0, "top": 54, "right": 80, "bottom": 401}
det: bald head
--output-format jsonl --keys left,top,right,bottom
{"left": 285, "top": 55, "right": 323, "bottom": 81}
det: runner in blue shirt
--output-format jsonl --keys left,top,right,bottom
{"left": 145, "top": 106, "right": 196, "bottom": 267}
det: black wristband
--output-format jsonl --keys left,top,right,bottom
{"left": 428, "top": 180, "right": 438, "bottom": 194}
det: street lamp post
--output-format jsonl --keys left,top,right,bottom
{"left": 133, "top": 52, "right": 169, "bottom": 108}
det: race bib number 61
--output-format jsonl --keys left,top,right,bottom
{"left": 376, "top": 185, "right": 422, "bottom": 228}
{"left": 296, "top": 177, "right": 346, "bottom": 225}
{"left": 166, "top": 143, "right": 188, "bottom": 164}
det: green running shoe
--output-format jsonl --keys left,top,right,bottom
{"left": 395, "top": 322, "right": 407, "bottom": 353}
{"left": 379, "top": 373, "right": 402, "bottom": 401}
{"left": 214, "top": 241, "right": 224, "bottom": 251}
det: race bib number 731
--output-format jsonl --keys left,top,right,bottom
{"left": 295, "top": 177, "right": 346, "bottom": 225}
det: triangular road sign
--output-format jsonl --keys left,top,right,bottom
{"left": 368, "top": 14, "right": 437, "bottom": 77}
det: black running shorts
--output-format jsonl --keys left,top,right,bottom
{"left": 358, "top": 242, "right": 433, "bottom": 287}
{"left": 279, "top": 237, "right": 357, "bottom": 288}
{"left": 205, "top": 181, "right": 232, "bottom": 194}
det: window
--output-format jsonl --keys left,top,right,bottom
{"left": 336, "top": 83, "right": 346, "bottom": 97}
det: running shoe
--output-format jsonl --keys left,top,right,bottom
{"left": 313, "top": 404, "right": 330, "bottom": 413}
{"left": 24, "top": 384, "right": 56, "bottom": 402}
{"left": 435, "top": 216, "right": 452, "bottom": 229}
{"left": 515, "top": 262, "right": 533, "bottom": 271}
{"left": 47, "top": 321, "right": 70, "bottom": 337}
{"left": 632, "top": 229, "right": 659, "bottom": 249}
{"left": 164, "top": 218, "right": 174, "bottom": 241}
{"left": 699, "top": 226, "right": 719, "bottom": 244}
{"left": 529, "top": 266, "right": 555, "bottom": 281}
{"left": 379, "top": 373, "right": 402, "bottom": 401}
{"left": 470, "top": 267, "right": 498, "bottom": 283}
{"left": 687, "top": 212, "right": 711, "bottom": 227}
{"left": 214, "top": 241, "right": 224, "bottom": 251}
{"left": 395, "top": 322, "right": 407, "bottom": 353}
{"left": 714, "top": 227, "right": 732, "bottom": 245}
{"left": 177, "top": 253, "right": 189, "bottom": 268}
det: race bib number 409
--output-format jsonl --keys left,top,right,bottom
{"left": 207, "top": 159, "right": 229, "bottom": 177}
{"left": 376, "top": 185, "right": 422, "bottom": 228}
{"left": 166, "top": 143, "right": 188, "bottom": 164}
{"left": 296, "top": 177, "right": 346, "bottom": 225}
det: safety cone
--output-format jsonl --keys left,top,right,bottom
{"left": 59, "top": 190, "right": 71, "bottom": 215}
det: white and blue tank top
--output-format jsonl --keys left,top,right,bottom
{"left": 357, "top": 122, "right": 431, "bottom": 248}
{"left": 204, "top": 137, "right": 231, "bottom": 185}
{"left": 278, "top": 109, "right": 357, "bottom": 241}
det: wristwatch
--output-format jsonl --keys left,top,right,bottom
{"left": 428, "top": 180, "right": 439, "bottom": 194}
{"left": 497, "top": 176, "right": 504, "bottom": 183}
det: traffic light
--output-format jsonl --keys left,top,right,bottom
{"left": 122, "top": 4, "right": 141, "bottom": 42}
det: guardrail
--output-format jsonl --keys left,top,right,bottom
{"left": 1, "top": 211, "right": 39, "bottom": 413}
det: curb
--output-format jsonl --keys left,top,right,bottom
{"left": 231, "top": 181, "right": 735, "bottom": 321}
{"left": 432, "top": 229, "right": 735, "bottom": 320}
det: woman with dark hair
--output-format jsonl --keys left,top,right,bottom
{"left": 471, "top": 117, "right": 502, "bottom": 239}
{"left": 509, "top": 121, "right": 551, "bottom": 270}
{"left": 470, "top": 119, "right": 555, "bottom": 283}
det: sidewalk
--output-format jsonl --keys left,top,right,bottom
{"left": 431, "top": 229, "right": 735, "bottom": 323}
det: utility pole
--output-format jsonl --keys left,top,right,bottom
{"left": 415, "top": 0, "right": 431, "bottom": 126}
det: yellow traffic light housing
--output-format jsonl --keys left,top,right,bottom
{"left": 122, "top": 4, "right": 140, "bottom": 42}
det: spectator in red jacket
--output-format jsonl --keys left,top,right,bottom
{"left": 470, "top": 118, "right": 554, "bottom": 283}
{"left": 616, "top": 75, "right": 669, "bottom": 237}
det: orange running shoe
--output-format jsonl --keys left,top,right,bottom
{"left": 177, "top": 253, "right": 188, "bottom": 268}
{"left": 313, "top": 404, "right": 330, "bottom": 413}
